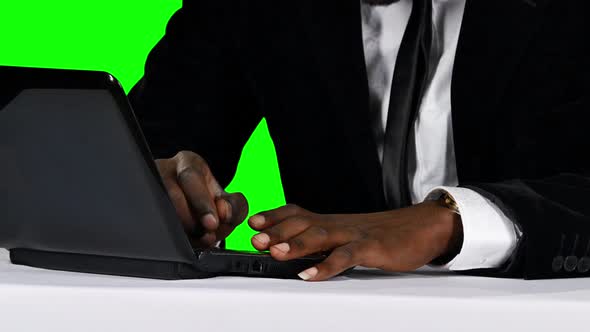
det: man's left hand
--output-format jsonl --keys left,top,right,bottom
{"left": 249, "top": 201, "right": 463, "bottom": 281}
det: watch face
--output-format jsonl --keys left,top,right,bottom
{"left": 441, "top": 193, "right": 460, "bottom": 215}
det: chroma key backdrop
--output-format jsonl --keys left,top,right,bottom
{"left": 0, "top": 0, "right": 285, "bottom": 250}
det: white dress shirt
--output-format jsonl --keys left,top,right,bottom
{"left": 361, "top": 0, "right": 521, "bottom": 270}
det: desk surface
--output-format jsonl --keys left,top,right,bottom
{"left": 1, "top": 249, "right": 589, "bottom": 332}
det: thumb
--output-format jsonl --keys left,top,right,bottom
{"left": 214, "top": 192, "right": 249, "bottom": 242}
{"left": 217, "top": 192, "right": 249, "bottom": 227}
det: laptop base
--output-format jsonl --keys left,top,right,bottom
{"left": 10, "top": 248, "right": 213, "bottom": 280}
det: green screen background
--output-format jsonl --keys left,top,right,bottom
{"left": 0, "top": 0, "right": 285, "bottom": 250}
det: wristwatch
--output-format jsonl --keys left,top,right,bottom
{"left": 439, "top": 192, "right": 461, "bottom": 216}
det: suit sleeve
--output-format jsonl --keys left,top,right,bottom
{"left": 462, "top": 92, "right": 590, "bottom": 280}
{"left": 128, "top": 2, "right": 262, "bottom": 187}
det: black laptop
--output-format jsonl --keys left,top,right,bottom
{"left": 0, "top": 66, "right": 323, "bottom": 279}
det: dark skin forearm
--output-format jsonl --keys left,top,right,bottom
{"left": 249, "top": 200, "right": 463, "bottom": 281}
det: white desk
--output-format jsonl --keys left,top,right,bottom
{"left": 1, "top": 249, "right": 589, "bottom": 332}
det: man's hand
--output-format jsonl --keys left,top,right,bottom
{"left": 157, "top": 151, "right": 249, "bottom": 247}
{"left": 249, "top": 201, "right": 463, "bottom": 281}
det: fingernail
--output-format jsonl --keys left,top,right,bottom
{"left": 249, "top": 215, "right": 265, "bottom": 228}
{"left": 201, "top": 213, "right": 218, "bottom": 230}
{"left": 298, "top": 267, "right": 318, "bottom": 281}
{"left": 223, "top": 199, "right": 232, "bottom": 221}
{"left": 272, "top": 242, "right": 290, "bottom": 254}
{"left": 253, "top": 233, "right": 270, "bottom": 246}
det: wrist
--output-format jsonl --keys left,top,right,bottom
{"left": 428, "top": 200, "right": 464, "bottom": 265}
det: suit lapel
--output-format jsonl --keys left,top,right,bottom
{"left": 451, "top": 0, "right": 550, "bottom": 181}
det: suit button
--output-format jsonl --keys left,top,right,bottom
{"left": 578, "top": 257, "right": 590, "bottom": 273}
{"left": 564, "top": 256, "right": 579, "bottom": 272}
{"left": 552, "top": 256, "right": 564, "bottom": 272}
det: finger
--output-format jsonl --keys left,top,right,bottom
{"left": 298, "top": 242, "right": 363, "bottom": 281}
{"left": 215, "top": 197, "right": 232, "bottom": 224}
{"left": 190, "top": 232, "right": 218, "bottom": 248}
{"left": 249, "top": 204, "right": 309, "bottom": 231}
{"left": 217, "top": 193, "right": 249, "bottom": 226}
{"left": 269, "top": 225, "right": 354, "bottom": 261}
{"left": 162, "top": 178, "right": 197, "bottom": 232}
{"left": 251, "top": 216, "right": 311, "bottom": 251}
{"left": 215, "top": 224, "right": 236, "bottom": 243}
{"left": 216, "top": 206, "right": 245, "bottom": 241}
{"left": 214, "top": 198, "right": 233, "bottom": 241}
{"left": 212, "top": 193, "right": 249, "bottom": 241}
{"left": 176, "top": 163, "right": 220, "bottom": 233}
{"left": 157, "top": 159, "right": 201, "bottom": 235}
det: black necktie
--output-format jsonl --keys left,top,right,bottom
{"left": 380, "top": 0, "right": 433, "bottom": 209}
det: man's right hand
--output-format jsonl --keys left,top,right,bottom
{"left": 156, "top": 151, "right": 249, "bottom": 248}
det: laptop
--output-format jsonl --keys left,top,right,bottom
{"left": 0, "top": 66, "right": 324, "bottom": 279}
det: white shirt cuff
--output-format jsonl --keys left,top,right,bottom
{"left": 425, "top": 186, "right": 522, "bottom": 271}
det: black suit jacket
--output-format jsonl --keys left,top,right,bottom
{"left": 129, "top": 0, "right": 590, "bottom": 279}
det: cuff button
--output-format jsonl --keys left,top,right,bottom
{"left": 577, "top": 257, "right": 590, "bottom": 273}
{"left": 552, "top": 256, "right": 564, "bottom": 272}
{"left": 564, "top": 256, "right": 579, "bottom": 272}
